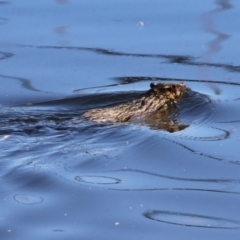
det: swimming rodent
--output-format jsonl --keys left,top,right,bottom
{"left": 82, "top": 82, "right": 188, "bottom": 132}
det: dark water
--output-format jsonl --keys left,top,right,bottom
{"left": 1, "top": 0, "right": 240, "bottom": 239}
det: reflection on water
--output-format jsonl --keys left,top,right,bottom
{"left": 0, "top": 74, "right": 42, "bottom": 92}
{"left": 75, "top": 175, "right": 122, "bottom": 185}
{"left": 72, "top": 168, "right": 240, "bottom": 193}
{"left": 1, "top": 0, "right": 240, "bottom": 239}
{"left": 15, "top": 44, "right": 240, "bottom": 73}
{"left": 200, "top": 0, "right": 233, "bottom": 94}
{"left": 14, "top": 194, "right": 43, "bottom": 205}
{"left": 1, "top": 79, "right": 239, "bottom": 166}
{"left": 1, "top": 73, "right": 240, "bottom": 239}
{"left": 0, "top": 51, "right": 14, "bottom": 60}
{"left": 144, "top": 210, "right": 240, "bottom": 229}
{"left": 201, "top": 0, "right": 232, "bottom": 57}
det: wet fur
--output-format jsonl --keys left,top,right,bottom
{"left": 82, "top": 83, "right": 188, "bottom": 131}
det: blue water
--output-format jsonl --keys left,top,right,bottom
{"left": 1, "top": 0, "right": 240, "bottom": 239}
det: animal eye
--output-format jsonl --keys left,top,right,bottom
{"left": 150, "top": 82, "right": 157, "bottom": 89}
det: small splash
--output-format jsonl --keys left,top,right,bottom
{"left": 144, "top": 210, "right": 240, "bottom": 229}
{"left": 75, "top": 175, "right": 122, "bottom": 185}
{"left": 14, "top": 194, "right": 43, "bottom": 205}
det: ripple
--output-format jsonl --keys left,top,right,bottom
{"left": 14, "top": 194, "right": 43, "bottom": 205}
{"left": 0, "top": 74, "right": 42, "bottom": 93}
{"left": 75, "top": 175, "right": 122, "bottom": 184}
{"left": 75, "top": 78, "right": 240, "bottom": 139}
{"left": 162, "top": 137, "right": 240, "bottom": 165}
{"left": 0, "top": 51, "right": 14, "bottom": 60}
{"left": 170, "top": 126, "right": 231, "bottom": 141}
{"left": 144, "top": 210, "right": 240, "bottom": 229}
{"left": 177, "top": 89, "right": 216, "bottom": 126}
{"left": 58, "top": 169, "right": 240, "bottom": 193}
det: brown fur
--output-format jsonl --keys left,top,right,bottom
{"left": 82, "top": 82, "right": 188, "bottom": 132}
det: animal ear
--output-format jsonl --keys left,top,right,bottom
{"left": 150, "top": 82, "right": 157, "bottom": 89}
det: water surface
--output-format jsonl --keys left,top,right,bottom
{"left": 1, "top": 0, "right": 240, "bottom": 239}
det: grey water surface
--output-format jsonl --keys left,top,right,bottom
{"left": 1, "top": 0, "right": 240, "bottom": 239}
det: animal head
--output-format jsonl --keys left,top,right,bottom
{"left": 150, "top": 82, "right": 187, "bottom": 99}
